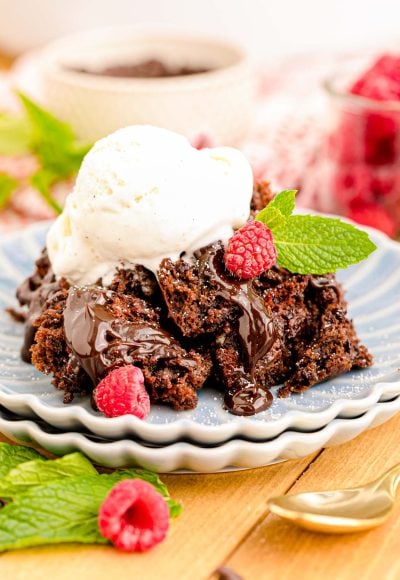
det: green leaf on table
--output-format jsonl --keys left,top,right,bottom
{"left": 17, "top": 92, "right": 91, "bottom": 179}
{"left": 21, "top": 91, "right": 92, "bottom": 214}
{"left": 0, "top": 173, "right": 18, "bottom": 208}
{"left": 0, "top": 93, "right": 91, "bottom": 213}
{"left": 0, "top": 114, "right": 32, "bottom": 155}
{"left": 0, "top": 476, "right": 110, "bottom": 551}
{"left": 273, "top": 215, "right": 378, "bottom": 274}
{"left": 0, "top": 471, "right": 181, "bottom": 552}
{"left": 30, "top": 169, "right": 63, "bottom": 215}
{"left": 0, "top": 452, "right": 97, "bottom": 498}
{"left": 0, "top": 443, "right": 46, "bottom": 479}
{"left": 166, "top": 500, "right": 182, "bottom": 519}
{"left": 17, "top": 91, "right": 75, "bottom": 147}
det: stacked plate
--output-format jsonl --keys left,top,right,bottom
{"left": 0, "top": 222, "right": 399, "bottom": 473}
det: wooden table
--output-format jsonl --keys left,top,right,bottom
{"left": 0, "top": 413, "right": 400, "bottom": 580}
{"left": 0, "top": 53, "right": 13, "bottom": 70}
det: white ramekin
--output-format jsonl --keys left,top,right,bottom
{"left": 38, "top": 27, "right": 255, "bottom": 145}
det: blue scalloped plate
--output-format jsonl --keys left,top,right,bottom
{"left": 0, "top": 220, "right": 399, "bottom": 444}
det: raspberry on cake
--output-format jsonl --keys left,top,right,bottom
{"left": 94, "top": 365, "right": 150, "bottom": 419}
{"left": 15, "top": 125, "right": 375, "bottom": 418}
{"left": 224, "top": 220, "right": 277, "bottom": 279}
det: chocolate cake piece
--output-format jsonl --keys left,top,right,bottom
{"left": 16, "top": 250, "right": 70, "bottom": 363}
{"left": 31, "top": 285, "right": 86, "bottom": 402}
{"left": 158, "top": 245, "right": 372, "bottom": 412}
{"left": 32, "top": 285, "right": 211, "bottom": 409}
{"left": 250, "top": 181, "right": 275, "bottom": 214}
{"left": 159, "top": 243, "right": 239, "bottom": 338}
{"left": 159, "top": 242, "right": 280, "bottom": 414}
{"left": 109, "top": 265, "right": 161, "bottom": 306}
{"left": 278, "top": 277, "right": 373, "bottom": 396}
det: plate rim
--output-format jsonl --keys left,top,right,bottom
{"left": 0, "top": 396, "right": 399, "bottom": 472}
{"left": 1, "top": 217, "right": 400, "bottom": 444}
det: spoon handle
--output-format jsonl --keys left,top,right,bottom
{"left": 379, "top": 462, "right": 400, "bottom": 495}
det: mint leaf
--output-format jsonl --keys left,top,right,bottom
{"left": 0, "top": 174, "right": 18, "bottom": 209}
{"left": 273, "top": 215, "right": 377, "bottom": 274}
{"left": 30, "top": 170, "right": 63, "bottom": 215}
{"left": 0, "top": 476, "right": 109, "bottom": 551}
{"left": 0, "top": 444, "right": 45, "bottom": 478}
{"left": 0, "top": 114, "right": 32, "bottom": 155}
{"left": 16, "top": 93, "right": 91, "bottom": 212}
{"left": 0, "top": 471, "right": 180, "bottom": 552}
{"left": 0, "top": 94, "right": 92, "bottom": 214}
{"left": 0, "top": 453, "right": 97, "bottom": 498}
{"left": 255, "top": 190, "right": 377, "bottom": 274}
{"left": 267, "top": 189, "right": 297, "bottom": 218}
{"left": 17, "top": 92, "right": 74, "bottom": 146}
{"left": 0, "top": 445, "right": 181, "bottom": 518}
{"left": 255, "top": 205, "right": 286, "bottom": 230}
{"left": 255, "top": 190, "right": 297, "bottom": 230}
{"left": 18, "top": 92, "right": 91, "bottom": 177}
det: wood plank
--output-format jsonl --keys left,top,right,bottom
{"left": 224, "top": 413, "right": 400, "bottom": 580}
{"left": 0, "top": 52, "right": 13, "bottom": 70}
{"left": 0, "top": 433, "right": 317, "bottom": 580}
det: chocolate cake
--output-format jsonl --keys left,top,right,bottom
{"left": 16, "top": 182, "right": 373, "bottom": 416}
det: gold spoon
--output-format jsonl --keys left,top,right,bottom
{"left": 268, "top": 463, "right": 400, "bottom": 534}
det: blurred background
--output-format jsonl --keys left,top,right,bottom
{"left": 0, "top": 0, "right": 399, "bottom": 59}
{"left": 0, "top": 0, "right": 400, "bottom": 237}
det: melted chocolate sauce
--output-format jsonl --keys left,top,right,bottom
{"left": 195, "top": 245, "right": 275, "bottom": 415}
{"left": 309, "top": 276, "right": 337, "bottom": 289}
{"left": 309, "top": 276, "right": 341, "bottom": 302}
{"left": 63, "top": 287, "right": 193, "bottom": 385}
{"left": 224, "top": 376, "right": 273, "bottom": 416}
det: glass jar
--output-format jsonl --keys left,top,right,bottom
{"left": 320, "top": 66, "right": 400, "bottom": 238}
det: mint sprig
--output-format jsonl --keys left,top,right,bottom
{"left": 0, "top": 93, "right": 92, "bottom": 214}
{"left": 0, "top": 114, "right": 31, "bottom": 156}
{"left": 256, "top": 190, "right": 377, "bottom": 274}
{"left": 0, "top": 473, "right": 177, "bottom": 552}
{"left": 0, "top": 443, "right": 45, "bottom": 478}
{"left": 264, "top": 189, "right": 297, "bottom": 218}
{"left": 0, "top": 452, "right": 97, "bottom": 498}
{"left": 0, "top": 476, "right": 113, "bottom": 551}
{"left": 0, "top": 174, "right": 18, "bottom": 209}
{"left": 0, "top": 444, "right": 181, "bottom": 552}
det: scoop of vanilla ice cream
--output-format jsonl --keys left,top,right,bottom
{"left": 47, "top": 125, "right": 253, "bottom": 285}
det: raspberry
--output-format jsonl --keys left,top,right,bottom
{"left": 224, "top": 220, "right": 277, "bottom": 279}
{"left": 350, "top": 55, "right": 400, "bottom": 101}
{"left": 332, "top": 164, "right": 374, "bottom": 207}
{"left": 329, "top": 113, "right": 365, "bottom": 165}
{"left": 94, "top": 365, "right": 150, "bottom": 419}
{"left": 98, "top": 479, "right": 170, "bottom": 552}
{"left": 364, "top": 112, "right": 397, "bottom": 165}
{"left": 348, "top": 202, "right": 397, "bottom": 238}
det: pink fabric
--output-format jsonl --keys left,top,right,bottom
{"left": 0, "top": 54, "right": 351, "bottom": 233}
